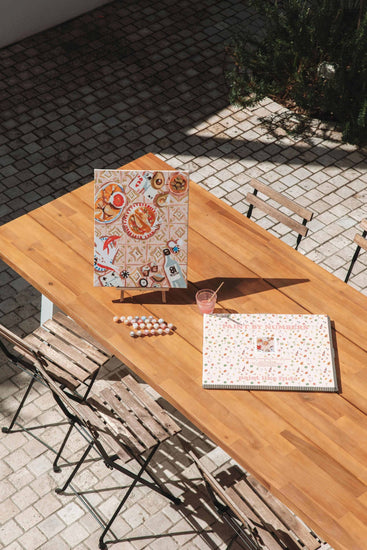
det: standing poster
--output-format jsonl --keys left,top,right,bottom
{"left": 94, "top": 169, "right": 189, "bottom": 288}
{"left": 203, "top": 313, "right": 338, "bottom": 391}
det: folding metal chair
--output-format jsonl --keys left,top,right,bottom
{"left": 0, "top": 312, "right": 112, "bottom": 457}
{"left": 246, "top": 178, "right": 313, "bottom": 250}
{"left": 44, "top": 369, "right": 182, "bottom": 549}
{"left": 189, "top": 450, "right": 329, "bottom": 550}
{"left": 344, "top": 219, "right": 367, "bottom": 283}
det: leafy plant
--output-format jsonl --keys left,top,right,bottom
{"left": 226, "top": 0, "right": 367, "bottom": 145}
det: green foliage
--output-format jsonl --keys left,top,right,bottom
{"left": 226, "top": 0, "right": 367, "bottom": 145}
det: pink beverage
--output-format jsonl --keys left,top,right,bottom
{"left": 196, "top": 289, "right": 216, "bottom": 314}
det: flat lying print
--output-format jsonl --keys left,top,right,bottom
{"left": 203, "top": 313, "right": 337, "bottom": 391}
{"left": 94, "top": 169, "right": 189, "bottom": 288}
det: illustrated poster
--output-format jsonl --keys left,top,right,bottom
{"left": 203, "top": 314, "right": 337, "bottom": 391}
{"left": 94, "top": 169, "right": 189, "bottom": 288}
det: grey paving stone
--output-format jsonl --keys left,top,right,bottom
{"left": 0, "top": 0, "right": 363, "bottom": 548}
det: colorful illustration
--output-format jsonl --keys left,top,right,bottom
{"left": 256, "top": 335, "right": 275, "bottom": 353}
{"left": 94, "top": 169, "right": 189, "bottom": 288}
{"left": 202, "top": 314, "right": 337, "bottom": 391}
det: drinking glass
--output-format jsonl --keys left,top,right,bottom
{"left": 195, "top": 289, "right": 217, "bottom": 314}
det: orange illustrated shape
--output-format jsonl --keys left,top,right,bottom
{"left": 95, "top": 183, "right": 126, "bottom": 223}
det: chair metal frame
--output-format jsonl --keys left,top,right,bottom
{"left": 0, "top": 322, "right": 74, "bottom": 457}
{"left": 189, "top": 451, "right": 262, "bottom": 550}
{"left": 189, "top": 450, "right": 328, "bottom": 550}
{"left": 246, "top": 178, "right": 313, "bottom": 250}
{"left": 0, "top": 312, "right": 111, "bottom": 459}
{"left": 345, "top": 219, "right": 367, "bottom": 283}
{"left": 46, "top": 372, "right": 182, "bottom": 549}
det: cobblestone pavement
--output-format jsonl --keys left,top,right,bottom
{"left": 0, "top": 0, "right": 364, "bottom": 547}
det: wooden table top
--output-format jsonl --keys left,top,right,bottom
{"left": 0, "top": 153, "right": 367, "bottom": 550}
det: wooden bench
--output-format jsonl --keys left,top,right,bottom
{"left": 246, "top": 178, "right": 313, "bottom": 250}
{"left": 344, "top": 218, "right": 367, "bottom": 283}
{"left": 190, "top": 451, "right": 331, "bottom": 550}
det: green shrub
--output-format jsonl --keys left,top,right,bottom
{"left": 226, "top": 0, "right": 367, "bottom": 145}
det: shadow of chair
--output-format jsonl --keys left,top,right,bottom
{"left": 246, "top": 178, "right": 313, "bottom": 250}
{"left": 189, "top": 450, "right": 329, "bottom": 550}
{"left": 344, "top": 219, "right": 367, "bottom": 283}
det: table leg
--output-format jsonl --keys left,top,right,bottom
{"left": 40, "top": 295, "right": 54, "bottom": 325}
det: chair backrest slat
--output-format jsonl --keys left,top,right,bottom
{"left": 52, "top": 311, "right": 111, "bottom": 355}
{"left": 234, "top": 480, "right": 307, "bottom": 550}
{"left": 188, "top": 451, "right": 256, "bottom": 528}
{"left": 121, "top": 374, "right": 180, "bottom": 435}
{"left": 82, "top": 395, "right": 138, "bottom": 458}
{"left": 246, "top": 178, "right": 313, "bottom": 249}
{"left": 0, "top": 323, "right": 37, "bottom": 359}
{"left": 84, "top": 378, "right": 180, "bottom": 460}
{"left": 250, "top": 178, "right": 313, "bottom": 220}
{"left": 246, "top": 193, "right": 309, "bottom": 236}
{"left": 226, "top": 486, "right": 286, "bottom": 550}
{"left": 0, "top": 313, "right": 110, "bottom": 394}
{"left": 354, "top": 232, "right": 367, "bottom": 252}
{"left": 345, "top": 218, "right": 367, "bottom": 283}
{"left": 39, "top": 361, "right": 79, "bottom": 390}
{"left": 121, "top": 374, "right": 179, "bottom": 436}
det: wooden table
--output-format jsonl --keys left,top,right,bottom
{"left": 0, "top": 153, "right": 366, "bottom": 550}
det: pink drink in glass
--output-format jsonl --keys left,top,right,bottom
{"left": 196, "top": 289, "right": 216, "bottom": 314}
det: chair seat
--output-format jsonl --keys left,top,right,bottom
{"left": 0, "top": 311, "right": 113, "bottom": 439}
{"left": 190, "top": 451, "right": 329, "bottom": 550}
{"left": 19, "top": 312, "right": 111, "bottom": 391}
{"left": 71, "top": 375, "right": 181, "bottom": 461}
{"left": 50, "top": 370, "right": 182, "bottom": 549}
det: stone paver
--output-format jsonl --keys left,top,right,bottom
{"left": 0, "top": 0, "right": 365, "bottom": 547}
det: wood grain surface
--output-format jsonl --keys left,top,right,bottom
{"left": 0, "top": 153, "right": 366, "bottom": 550}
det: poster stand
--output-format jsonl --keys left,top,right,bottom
{"left": 119, "top": 289, "right": 167, "bottom": 303}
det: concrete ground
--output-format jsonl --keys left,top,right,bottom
{"left": 1, "top": 0, "right": 365, "bottom": 547}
